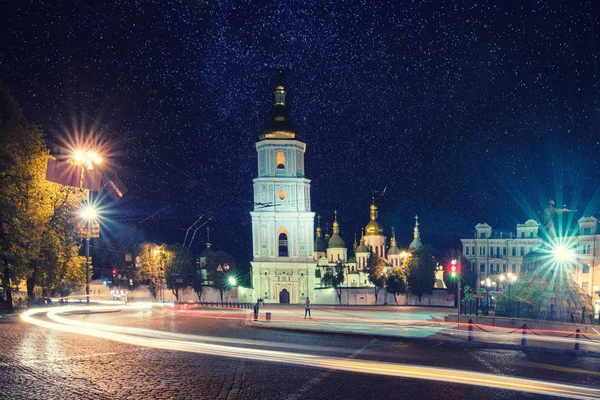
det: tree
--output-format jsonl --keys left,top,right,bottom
{"left": 366, "top": 253, "right": 386, "bottom": 304}
{"left": 386, "top": 267, "right": 408, "bottom": 305}
{"left": 0, "top": 85, "right": 61, "bottom": 312}
{"left": 322, "top": 262, "right": 345, "bottom": 305}
{"left": 137, "top": 242, "right": 170, "bottom": 300}
{"left": 406, "top": 246, "right": 436, "bottom": 302}
{"left": 205, "top": 250, "right": 235, "bottom": 303}
{"left": 164, "top": 244, "right": 192, "bottom": 302}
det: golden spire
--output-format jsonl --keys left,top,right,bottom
{"left": 390, "top": 227, "right": 397, "bottom": 248}
{"left": 360, "top": 229, "right": 365, "bottom": 243}
{"left": 332, "top": 209, "right": 340, "bottom": 234}
{"left": 365, "top": 198, "right": 383, "bottom": 236}
{"left": 316, "top": 214, "right": 322, "bottom": 238}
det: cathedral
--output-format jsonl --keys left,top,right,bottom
{"left": 250, "top": 74, "right": 423, "bottom": 304}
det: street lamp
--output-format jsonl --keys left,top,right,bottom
{"left": 499, "top": 272, "right": 518, "bottom": 316}
{"left": 79, "top": 204, "right": 99, "bottom": 304}
{"left": 480, "top": 278, "right": 496, "bottom": 315}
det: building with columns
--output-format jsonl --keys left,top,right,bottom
{"left": 461, "top": 217, "right": 600, "bottom": 317}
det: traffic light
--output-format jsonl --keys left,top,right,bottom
{"left": 450, "top": 259, "right": 458, "bottom": 279}
{"left": 112, "top": 269, "right": 117, "bottom": 276}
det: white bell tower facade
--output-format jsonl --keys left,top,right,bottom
{"left": 250, "top": 72, "right": 316, "bottom": 304}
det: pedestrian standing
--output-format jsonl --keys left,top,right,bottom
{"left": 253, "top": 301, "right": 260, "bottom": 320}
{"left": 304, "top": 297, "right": 311, "bottom": 319}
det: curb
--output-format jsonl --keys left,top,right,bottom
{"left": 242, "top": 318, "right": 600, "bottom": 358}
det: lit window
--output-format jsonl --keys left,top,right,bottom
{"left": 276, "top": 152, "right": 286, "bottom": 169}
{"left": 582, "top": 264, "right": 590, "bottom": 274}
{"left": 278, "top": 189, "right": 286, "bottom": 200}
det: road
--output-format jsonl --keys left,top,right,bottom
{"left": 2, "top": 304, "right": 600, "bottom": 400}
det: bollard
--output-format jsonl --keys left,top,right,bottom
{"left": 468, "top": 319, "right": 473, "bottom": 342}
{"left": 266, "top": 312, "right": 272, "bottom": 321}
{"left": 575, "top": 329, "right": 581, "bottom": 351}
{"left": 521, "top": 323, "right": 527, "bottom": 347}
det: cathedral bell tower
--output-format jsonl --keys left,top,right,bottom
{"left": 250, "top": 71, "right": 316, "bottom": 304}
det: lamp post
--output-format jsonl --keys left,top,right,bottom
{"left": 480, "top": 277, "right": 496, "bottom": 315}
{"left": 499, "top": 272, "right": 518, "bottom": 316}
{"left": 79, "top": 204, "right": 99, "bottom": 304}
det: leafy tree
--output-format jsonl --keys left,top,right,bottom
{"left": 322, "top": 262, "right": 345, "bottom": 305}
{"left": 386, "top": 266, "right": 408, "bottom": 305}
{"left": 205, "top": 250, "right": 235, "bottom": 303}
{"left": 137, "top": 243, "right": 170, "bottom": 299}
{"left": 406, "top": 246, "right": 436, "bottom": 302}
{"left": 164, "top": 244, "right": 193, "bottom": 302}
{"left": 366, "top": 253, "right": 386, "bottom": 304}
{"left": 0, "top": 85, "right": 66, "bottom": 312}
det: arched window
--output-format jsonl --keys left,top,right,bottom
{"left": 276, "top": 152, "right": 286, "bottom": 169}
{"left": 278, "top": 228, "right": 289, "bottom": 257}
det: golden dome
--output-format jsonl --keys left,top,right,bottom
{"left": 365, "top": 202, "right": 383, "bottom": 236}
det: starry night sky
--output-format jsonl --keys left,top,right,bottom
{"left": 1, "top": 0, "right": 600, "bottom": 262}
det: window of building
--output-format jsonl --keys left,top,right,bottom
{"left": 503, "top": 247, "right": 507, "bottom": 256}
{"left": 276, "top": 151, "right": 286, "bottom": 169}
{"left": 278, "top": 230, "right": 289, "bottom": 257}
{"left": 490, "top": 247, "right": 494, "bottom": 256}
{"left": 480, "top": 233, "right": 485, "bottom": 238}
{"left": 496, "top": 247, "right": 500, "bottom": 257}
{"left": 496, "top": 264, "right": 500, "bottom": 273}
{"left": 472, "top": 246, "right": 475, "bottom": 255}
{"left": 503, "top": 264, "right": 507, "bottom": 273}
{"left": 521, "top": 232, "right": 525, "bottom": 238}
{"left": 528, "top": 247, "right": 533, "bottom": 254}
{"left": 466, "top": 247, "right": 469, "bottom": 256}
{"left": 520, "top": 247, "right": 524, "bottom": 256}
{"left": 582, "top": 282, "right": 589, "bottom": 292}
{"left": 278, "top": 189, "right": 286, "bottom": 200}
{"left": 584, "top": 227, "right": 591, "bottom": 235}
{"left": 582, "top": 264, "right": 590, "bottom": 274}
{"left": 512, "top": 264, "right": 516, "bottom": 273}
{"left": 512, "top": 247, "right": 516, "bottom": 256}
{"left": 480, "top": 264, "right": 485, "bottom": 273}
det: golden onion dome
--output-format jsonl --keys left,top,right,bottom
{"left": 365, "top": 202, "right": 383, "bottom": 236}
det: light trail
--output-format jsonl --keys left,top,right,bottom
{"left": 21, "top": 305, "right": 600, "bottom": 399}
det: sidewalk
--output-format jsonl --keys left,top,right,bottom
{"left": 244, "top": 305, "right": 600, "bottom": 357}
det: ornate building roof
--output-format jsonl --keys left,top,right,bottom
{"left": 314, "top": 215, "right": 328, "bottom": 253}
{"left": 409, "top": 215, "right": 422, "bottom": 249}
{"left": 388, "top": 229, "right": 401, "bottom": 255}
{"left": 355, "top": 232, "right": 369, "bottom": 253}
{"left": 328, "top": 210, "right": 345, "bottom": 249}
{"left": 258, "top": 70, "right": 302, "bottom": 141}
{"left": 365, "top": 200, "right": 383, "bottom": 236}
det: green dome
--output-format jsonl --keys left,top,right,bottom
{"left": 328, "top": 233, "right": 345, "bottom": 249}
{"left": 314, "top": 237, "right": 327, "bottom": 253}
{"left": 388, "top": 245, "right": 401, "bottom": 255}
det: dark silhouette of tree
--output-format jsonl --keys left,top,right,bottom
{"left": 366, "top": 253, "right": 386, "bottom": 304}
{"left": 407, "top": 246, "right": 436, "bottom": 302}
{"left": 322, "top": 262, "right": 345, "bottom": 305}
{"left": 386, "top": 267, "right": 408, "bottom": 305}
{"left": 205, "top": 250, "right": 236, "bottom": 303}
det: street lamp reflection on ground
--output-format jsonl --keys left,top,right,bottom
{"left": 480, "top": 278, "right": 496, "bottom": 315}
{"left": 499, "top": 272, "right": 518, "bottom": 316}
{"left": 79, "top": 204, "right": 99, "bottom": 304}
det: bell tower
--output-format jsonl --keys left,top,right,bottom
{"left": 250, "top": 71, "right": 316, "bottom": 304}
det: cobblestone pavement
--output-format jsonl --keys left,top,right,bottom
{"left": 1, "top": 306, "right": 600, "bottom": 399}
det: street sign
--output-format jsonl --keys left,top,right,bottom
{"left": 224, "top": 263, "right": 230, "bottom": 271}
{"left": 125, "top": 253, "right": 132, "bottom": 262}
{"left": 217, "top": 265, "right": 223, "bottom": 272}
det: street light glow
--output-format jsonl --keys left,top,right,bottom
{"left": 80, "top": 204, "right": 99, "bottom": 220}
{"left": 228, "top": 276, "right": 237, "bottom": 286}
{"left": 552, "top": 244, "right": 574, "bottom": 263}
{"left": 71, "top": 148, "right": 102, "bottom": 169}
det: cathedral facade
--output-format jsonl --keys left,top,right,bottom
{"left": 250, "top": 75, "right": 422, "bottom": 304}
